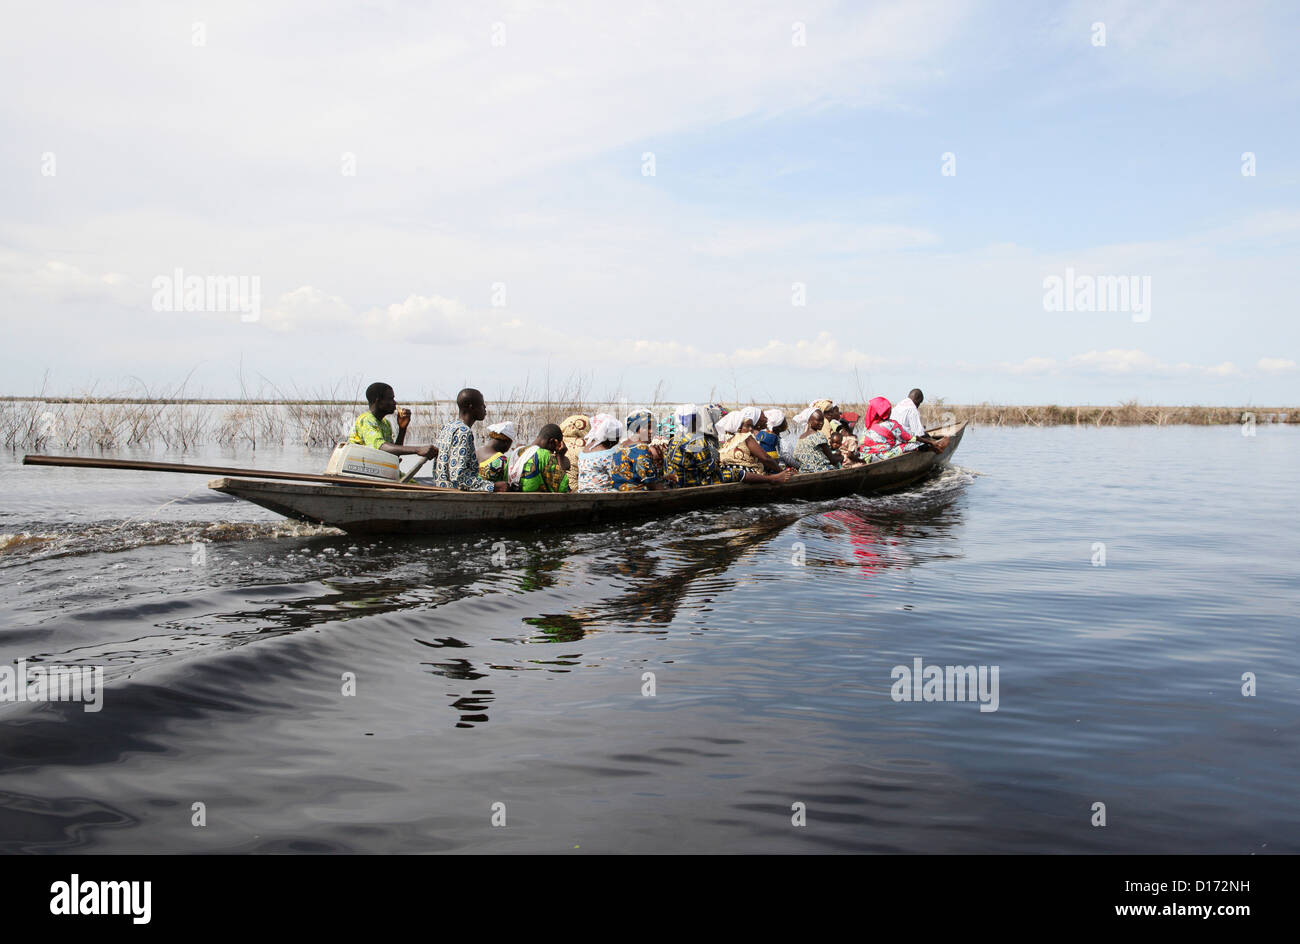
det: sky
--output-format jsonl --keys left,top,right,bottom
{"left": 1, "top": 0, "right": 1298, "bottom": 406}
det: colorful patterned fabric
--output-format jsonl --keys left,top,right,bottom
{"left": 349, "top": 411, "right": 394, "bottom": 449}
{"left": 718, "top": 465, "right": 748, "bottom": 483}
{"left": 861, "top": 418, "right": 916, "bottom": 459}
{"left": 577, "top": 446, "right": 618, "bottom": 492}
{"left": 478, "top": 452, "right": 508, "bottom": 483}
{"left": 719, "top": 432, "right": 764, "bottom": 471}
{"left": 609, "top": 442, "right": 660, "bottom": 491}
{"left": 794, "top": 431, "right": 834, "bottom": 472}
{"left": 861, "top": 419, "right": 917, "bottom": 461}
{"left": 513, "top": 446, "right": 570, "bottom": 492}
{"left": 665, "top": 433, "right": 721, "bottom": 488}
{"left": 433, "top": 421, "right": 495, "bottom": 492}
{"left": 754, "top": 429, "right": 781, "bottom": 459}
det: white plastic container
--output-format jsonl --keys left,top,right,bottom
{"left": 324, "top": 442, "right": 401, "bottom": 481}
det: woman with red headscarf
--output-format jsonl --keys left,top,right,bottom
{"left": 861, "top": 396, "right": 949, "bottom": 461}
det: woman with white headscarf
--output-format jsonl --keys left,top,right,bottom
{"left": 577, "top": 413, "right": 623, "bottom": 492}
{"left": 717, "top": 407, "right": 784, "bottom": 480}
{"left": 752, "top": 408, "right": 798, "bottom": 469}
{"left": 713, "top": 409, "right": 744, "bottom": 439}
{"left": 475, "top": 420, "right": 516, "bottom": 484}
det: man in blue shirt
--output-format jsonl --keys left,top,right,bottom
{"left": 433, "top": 388, "right": 509, "bottom": 492}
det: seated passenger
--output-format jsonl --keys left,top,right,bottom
{"left": 861, "top": 397, "right": 947, "bottom": 461}
{"left": 718, "top": 407, "right": 784, "bottom": 480}
{"left": 892, "top": 389, "right": 926, "bottom": 438}
{"left": 753, "top": 409, "right": 783, "bottom": 462}
{"left": 433, "top": 388, "right": 509, "bottom": 492}
{"left": 664, "top": 403, "right": 723, "bottom": 488}
{"left": 577, "top": 414, "right": 622, "bottom": 492}
{"left": 835, "top": 430, "right": 866, "bottom": 468}
{"left": 477, "top": 421, "right": 515, "bottom": 484}
{"left": 610, "top": 410, "right": 672, "bottom": 491}
{"left": 793, "top": 409, "right": 840, "bottom": 472}
{"left": 349, "top": 382, "right": 438, "bottom": 460}
{"left": 769, "top": 409, "right": 801, "bottom": 470}
{"left": 509, "top": 423, "right": 571, "bottom": 492}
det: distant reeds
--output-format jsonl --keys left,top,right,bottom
{"left": 913, "top": 399, "right": 1291, "bottom": 428}
{"left": 1, "top": 386, "right": 1293, "bottom": 454}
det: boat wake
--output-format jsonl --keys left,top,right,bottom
{"left": 0, "top": 519, "right": 343, "bottom": 566}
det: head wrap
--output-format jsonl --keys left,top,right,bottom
{"left": 810, "top": 398, "right": 835, "bottom": 413}
{"left": 865, "top": 396, "right": 893, "bottom": 428}
{"left": 586, "top": 413, "right": 621, "bottom": 447}
{"left": 715, "top": 411, "right": 745, "bottom": 437}
{"left": 625, "top": 409, "right": 654, "bottom": 435}
{"left": 740, "top": 406, "right": 762, "bottom": 428}
{"left": 793, "top": 407, "right": 815, "bottom": 426}
{"left": 487, "top": 421, "right": 515, "bottom": 441}
{"left": 766, "top": 408, "right": 786, "bottom": 429}
{"left": 560, "top": 414, "right": 590, "bottom": 439}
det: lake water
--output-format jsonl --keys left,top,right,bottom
{"left": 1, "top": 425, "right": 1297, "bottom": 853}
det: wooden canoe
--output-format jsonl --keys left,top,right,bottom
{"left": 206, "top": 422, "right": 967, "bottom": 534}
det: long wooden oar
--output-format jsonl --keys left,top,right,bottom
{"left": 22, "top": 454, "right": 457, "bottom": 492}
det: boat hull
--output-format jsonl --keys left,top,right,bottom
{"left": 209, "top": 422, "right": 967, "bottom": 534}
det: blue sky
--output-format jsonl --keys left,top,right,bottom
{"left": 1, "top": 0, "right": 1297, "bottom": 406}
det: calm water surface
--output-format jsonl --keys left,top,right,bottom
{"left": 1, "top": 426, "right": 1297, "bottom": 853}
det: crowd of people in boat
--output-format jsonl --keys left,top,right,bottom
{"left": 348, "top": 382, "right": 951, "bottom": 493}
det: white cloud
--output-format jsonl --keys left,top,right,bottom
{"left": 1069, "top": 349, "right": 1162, "bottom": 373}
{"left": 1006, "top": 356, "right": 1059, "bottom": 375}
{"left": 0, "top": 251, "right": 134, "bottom": 304}
{"left": 1257, "top": 357, "right": 1297, "bottom": 372}
{"left": 263, "top": 286, "right": 352, "bottom": 332}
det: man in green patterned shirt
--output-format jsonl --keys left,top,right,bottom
{"left": 350, "top": 382, "right": 437, "bottom": 460}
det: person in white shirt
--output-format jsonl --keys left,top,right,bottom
{"left": 893, "top": 388, "right": 926, "bottom": 438}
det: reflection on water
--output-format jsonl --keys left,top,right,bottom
{"left": 1, "top": 428, "right": 1298, "bottom": 853}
